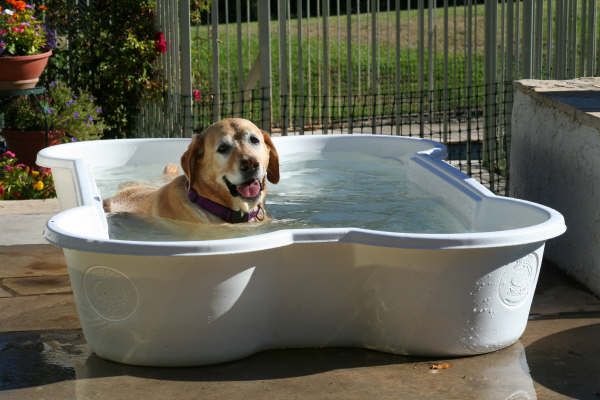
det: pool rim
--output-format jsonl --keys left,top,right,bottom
{"left": 39, "top": 135, "right": 566, "bottom": 256}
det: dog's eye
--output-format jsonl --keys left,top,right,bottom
{"left": 249, "top": 136, "right": 260, "bottom": 145}
{"left": 217, "top": 143, "right": 231, "bottom": 154}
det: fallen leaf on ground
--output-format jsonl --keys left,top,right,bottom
{"left": 430, "top": 362, "right": 451, "bottom": 370}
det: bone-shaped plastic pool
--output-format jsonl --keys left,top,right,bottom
{"left": 38, "top": 135, "right": 565, "bottom": 366}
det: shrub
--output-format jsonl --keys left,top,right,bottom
{"left": 44, "top": 0, "right": 164, "bottom": 138}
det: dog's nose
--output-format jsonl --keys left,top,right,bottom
{"left": 240, "top": 158, "right": 259, "bottom": 173}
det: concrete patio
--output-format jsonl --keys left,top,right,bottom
{"left": 1, "top": 199, "right": 600, "bottom": 399}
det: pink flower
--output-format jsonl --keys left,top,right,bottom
{"left": 193, "top": 89, "right": 201, "bottom": 102}
{"left": 3, "top": 150, "right": 16, "bottom": 158}
{"left": 4, "top": 165, "right": 13, "bottom": 172}
{"left": 154, "top": 31, "right": 167, "bottom": 54}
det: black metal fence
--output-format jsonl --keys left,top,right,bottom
{"left": 193, "top": 82, "right": 512, "bottom": 195}
{"left": 50, "top": 0, "right": 599, "bottom": 197}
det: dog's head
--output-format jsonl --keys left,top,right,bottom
{"left": 181, "top": 118, "right": 279, "bottom": 213}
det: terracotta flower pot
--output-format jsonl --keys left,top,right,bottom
{"left": 0, "top": 50, "right": 53, "bottom": 90}
{"left": 1, "top": 129, "right": 64, "bottom": 166}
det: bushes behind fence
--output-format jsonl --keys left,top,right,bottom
{"left": 44, "top": 0, "right": 165, "bottom": 138}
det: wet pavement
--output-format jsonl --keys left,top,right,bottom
{"left": 1, "top": 201, "right": 600, "bottom": 399}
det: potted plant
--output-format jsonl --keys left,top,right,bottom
{"left": 2, "top": 80, "right": 107, "bottom": 165}
{"left": 0, "top": 1, "right": 53, "bottom": 89}
{"left": 0, "top": 149, "right": 55, "bottom": 199}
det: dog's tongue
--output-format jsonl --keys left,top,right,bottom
{"left": 237, "top": 180, "right": 261, "bottom": 198}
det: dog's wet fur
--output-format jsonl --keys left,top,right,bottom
{"left": 103, "top": 118, "right": 279, "bottom": 224}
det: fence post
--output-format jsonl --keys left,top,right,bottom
{"left": 522, "top": 0, "right": 533, "bottom": 78}
{"left": 180, "top": 0, "right": 193, "bottom": 136}
{"left": 370, "top": 0, "right": 377, "bottom": 134}
{"left": 587, "top": 0, "right": 597, "bottom": 75}
{"left": 211, "top": 1, "right": 220, "bottom": 122}
{"left": 322, "top": 0, "right": 330, "bottom": 134}
{"left": 484, "top": 0, "right": 498, "bottom": 191}
{"left": 555, "top": 0, "right": 565, "bottom": 78}
{"left": 297, "top": 0, "right": 305, "bottom": 134}
{"left": 418, "top": 0, "right": 425, "bottom": 138}
{"left": 278, "top": 0, "right": 289, "bottom": 136}
{"left": 236, "top": 0, "right": 244, "bottom": 112}
{"left": 258, "top": 0, "right": 272, "bottom": 131}
{"left": 443, "top": 0, "right": 449, "bottom": 142}
{"left": 534, "top": 0, "right": 543, "bottom": 78}
{"left": 395, "top": 0, "right": 401, "bottom": 135}
{"left": 347, "top": 0, "right": 353, "bottom": 135}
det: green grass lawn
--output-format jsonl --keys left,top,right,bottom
{"left": 191, "top": 5, "right": 486, "bottom": 96}
{"left": 189, "top": 2, "right": 597, "bottom": 125}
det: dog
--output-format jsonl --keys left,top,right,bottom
{"left": 103, "top": 118, "right": 279, "bottom": 224}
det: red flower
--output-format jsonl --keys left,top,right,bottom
{"left": 154, "top": 31, "right": 167, "bottom": 54}
{"left": 14, "top": 1, "right": 26, "bottom": 11}
{"left": 193, "top": 89, "right": 201, "bottom": 102}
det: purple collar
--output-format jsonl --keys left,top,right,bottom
{"left": 187, "top": 187, "right": 261, "bottom": 223}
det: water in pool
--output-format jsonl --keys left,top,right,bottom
{"left": 94, "top": 151, "right": 471, "bottom": 241}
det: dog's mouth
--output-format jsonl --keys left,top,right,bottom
{"left": 223, "top": 176, "right": 263, "bottom": 201}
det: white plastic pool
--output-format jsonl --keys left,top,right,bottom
{"left": 38, "top": 135, "right": 565, "bottom": 366}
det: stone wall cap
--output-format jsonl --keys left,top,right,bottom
{"left": 514, "top": 78, "right": 600, "bottom": 132}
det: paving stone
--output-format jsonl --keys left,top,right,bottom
{"left": 1, "top": 317, "right": 599, "bottom": 400}
{"left": 0, "top": 285, "right": 13, "bottom": 297}
{"left": 531, "top": 262, "right": 600, "bottom": 317}
{"left": 0, "top": 202, "right": 597, "bottom": 399}
{"left": 0, "top": 199, "right": 60, "bottom": 246}
{"left": 0, "top": 245, "right": 66, "bottom": 278}
{"left": 0, "top": 199, "right": 60, "bottom": 215}
{"left": 2, "top": 275, "right": 72, "bottom": 296}
{"left": 0, "top": 214, "right": 56, "bottom": 245}
{"left": 0, "top": 294, "right": 79, "bottom": 332}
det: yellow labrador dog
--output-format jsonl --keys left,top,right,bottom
{"left": 103, "top": 118, "right": 279, "bottom": 224}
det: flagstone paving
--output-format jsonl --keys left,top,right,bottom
{"left": 1, "top": 199, "right": 599, "bottom": 399}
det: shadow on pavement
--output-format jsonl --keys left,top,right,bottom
{"left": 1, "top": 329, "right": 540, "bottom": 399}
{"left": 526, "top": 323, "right": 600, "bottom": 399}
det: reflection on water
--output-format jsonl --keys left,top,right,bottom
{"left": 71, "top": 342, "right": 536, "bottom": 399}
{"left": 99, "top": 151, "right": 472, "bottom": 241}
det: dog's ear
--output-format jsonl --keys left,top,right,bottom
{"left": 261, "top": 130, "right": 279, "bottom": 184}
{"left": 181, "top": 133, "right": 205, "bottom": 189}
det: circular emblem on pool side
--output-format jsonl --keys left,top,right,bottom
{"left": 83, "top": 266, "right": 139, "bottom": 321}
{"left": 498, "top": 253, "right": 539, "bottom": 308}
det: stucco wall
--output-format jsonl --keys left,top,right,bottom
{"left": 510, "top": 79, "right": 600, "bottom": 296}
